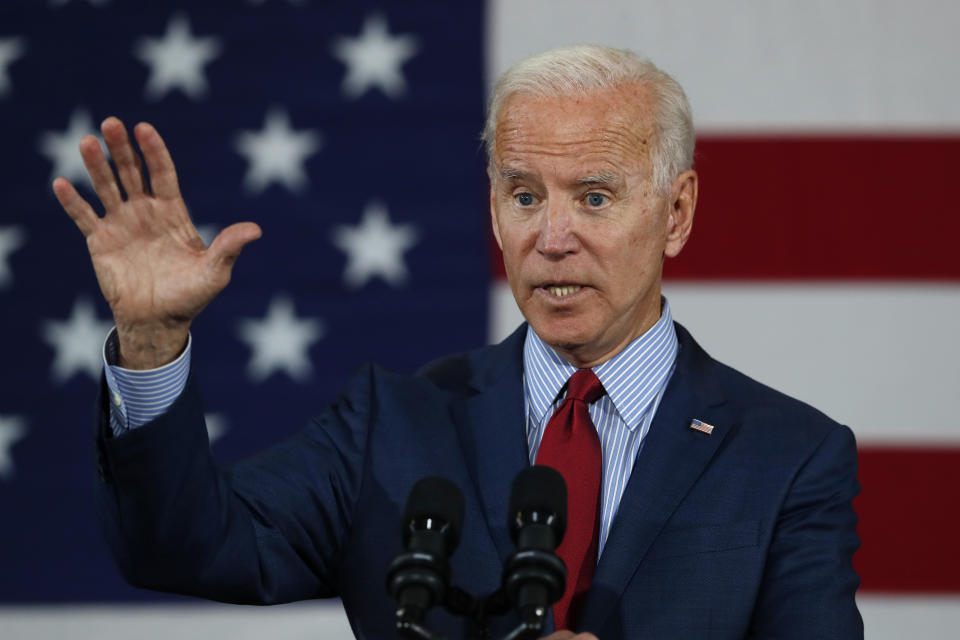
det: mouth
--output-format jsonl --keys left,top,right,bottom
{"left": 538, "top": 283, "right": 586, "bottom": 299}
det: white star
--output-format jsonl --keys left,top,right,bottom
{"left": 234, "top": 108, "right": 322, "bottom": 194}
{"left": 331, "top": 201, "right": 419, "bottom": 289}
{"left": 38, "top": 107, "right": 101, "bottom": 186}
{"left": 0, "top": 415, "right": 28, "bottom": 480}
{"left": 0, "top": 37, "right": 25, "bottom": 97}
{"left": 331, "top": 12, "right": 420, "bottom": 99}
{"left": 204, "top": 412, "right": 229, "bottom": 445}
{"left": 42, "top": 297, "right": 114, "bottom": 383}
{"left": 196, "top": 224, "right": 220, "bottom": 248}
{"left": 134, "top": 13, "right": 222, "bottom": 101}
{"left": 0, "top": 226, "right": 26, "bottom": 289}
{"left": 237, "top": 295, "right": 324, "bottom": 383}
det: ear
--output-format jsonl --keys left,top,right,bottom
{"left": 488, "top": 166, "right": 504, "bottom": 250}
{"left": 663, "top": 169, "right": 697, "bottom": 259}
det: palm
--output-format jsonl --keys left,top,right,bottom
{"left": 53, "top": 117, "right": 260, "bottom": 366}
{"left": 86, "top": 190, "right": 217, "bottom": 326}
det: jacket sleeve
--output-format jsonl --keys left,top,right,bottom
{"left": 749, "top": 423, "right": 864, "bottom": 639}
{"left": 94, "top": 366, "right": 373, "bottom": 605}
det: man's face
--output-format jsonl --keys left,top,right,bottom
{"left": 489, "top": 84, "right": 696, "bottom": 367}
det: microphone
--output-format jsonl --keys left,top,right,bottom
{"left": 502, "top": 465, "right": 567, "bottom": 624}
{"left": 387, "top": 476, "right": 465, "bottom": 628}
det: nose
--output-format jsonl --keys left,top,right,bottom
{"left": 535, "top": 200, "right": 580, "bottom": 257}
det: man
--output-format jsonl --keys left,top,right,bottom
{"left": 53, "top": 45, "right": 862, "bottom": 638}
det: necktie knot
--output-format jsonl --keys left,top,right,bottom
{"left": 564, "top": 368, "right": 605, "bottom": 405}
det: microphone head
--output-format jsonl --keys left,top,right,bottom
{"left": 508, "top": 466, "right": 567, "bottom": 543}
{"left": 402, "top": 476, "right": 465, "bottom": 549}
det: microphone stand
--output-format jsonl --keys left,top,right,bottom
{"left": 390, "top": 467, "right": 567, "bottom": 640}
{"left": 394, "top": 584, "right": 548, "bottom": 640}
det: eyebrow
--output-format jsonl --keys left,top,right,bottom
{"left": 577, "top": 172, "right": 619, "bottom": 185}
{"left": 498, "top": 169, "right": 620, "bottom": 184}
{"left": 499, "top": 168, "right": 529, "bottom": 181}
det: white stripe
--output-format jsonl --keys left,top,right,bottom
{"left": 487, "top": 0, "right": 960, "bottom": 130}
{"left": 0, "top": 602, "right": 352, "bottom": 639}
{"left": 663, "top": 283, "right": 960, "bottom": 444}
{"left": 494, "top": 281, "right": 960, "bottom": 443}
{"left": 2, "top": 597, "right": 955, "bottom": 639}
{"left": 489, "top": 282, "right": 526, "bottom": 345}
{"left": 858, "top": 595, "right": 960, "bottom": 639}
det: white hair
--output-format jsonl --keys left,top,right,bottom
{"left": 482, "top": 45, "right": 695, "bottom": 193}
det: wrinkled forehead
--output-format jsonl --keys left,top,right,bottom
{"left": 491, "top": 84, "right": 657, "bottom": 171}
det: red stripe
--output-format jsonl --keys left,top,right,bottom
{"left": 489, "top": 136, "right": 960, "bottom": 280}
{"left": 855, "top": 446, "right": 960, "bottom": 593}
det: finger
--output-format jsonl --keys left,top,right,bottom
{"left": 134, "top": 122, "right": 181, "bottom": 201}
{"left": 79, "top": 135, "right": 123, "bottom": 210}
{"left": 208, "top": 222, "right": 262, "bottom": 270}
{"left": 101, "top": 116, "right": 144, "bottom": 198}
{"left": 52, "top": 177, "right": 99, "bottom": 237}
{"left": 133, "top": 152, "right": 149, "bottom": 194}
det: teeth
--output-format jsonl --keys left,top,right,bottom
{"left": 547, "top": 285, "right": 582, "bottom": 297}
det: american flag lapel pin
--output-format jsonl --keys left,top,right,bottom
{"left": 689, "top": 418, "right": 715, "bottom": 435}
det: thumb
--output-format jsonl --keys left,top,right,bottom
{"left": 208, "top": 222, "right": 262, "bottom": 270}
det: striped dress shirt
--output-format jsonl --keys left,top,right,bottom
{"left": 102, "top": 330, "right": 192, "bottom": 436}
{"left": 523, "top": 298, "right": 678, "bottom": 557}
{"left": 102, "top": 299, "right": 679, "bottom": 556}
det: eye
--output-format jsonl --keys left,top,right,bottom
{"left": 514, "top": 192, "right": 536, "bottom": 207}
{"left": 585, "top": 192, "right": 609, "bottom": 208}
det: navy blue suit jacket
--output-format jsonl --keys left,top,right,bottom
{"left": 94, "top": 323, "right": 863, "bottom": 639}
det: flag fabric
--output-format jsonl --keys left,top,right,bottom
{"left": 487, "top": 2, "right": 960, "bottom": 637}
{"left": 2, "top": 1, "right": 958, "bottom": 638}
{"left": 1, "top": 0, "right": 487, "bottom": 618}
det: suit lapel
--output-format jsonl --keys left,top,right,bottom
{"left": 449, "top": 322, "right": 734, "bottom": 629}
{"left": 579, "top": 325, "right": 732, "bottom": 631}
{"left": 451, "top": 325, "right": 530, "bottom": 564}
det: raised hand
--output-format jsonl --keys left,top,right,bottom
{"left": 52, "top": 117, "right": 262, "bottom": 369}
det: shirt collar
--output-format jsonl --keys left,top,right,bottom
{"left": 523, "top": 297, "right": 679, "bottom": 431}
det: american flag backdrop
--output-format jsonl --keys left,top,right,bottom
{"left": 1, "top": 1, "right": 958, "bottom": 638}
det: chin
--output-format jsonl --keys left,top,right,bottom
{"left": 527, "top": 316, "right": 594, "bottom": 352}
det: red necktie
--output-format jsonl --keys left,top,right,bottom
{"left": 534, "top": 368, "right": 605, "bottom": 631}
